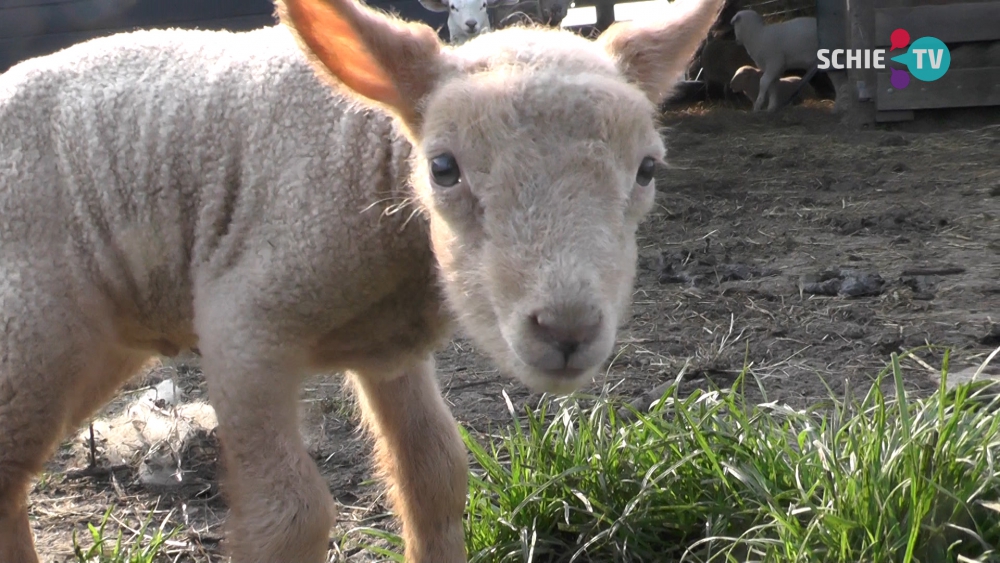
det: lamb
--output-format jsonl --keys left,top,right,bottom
{"left": 730, "top": 64, "right": 815, "bottom": 106}
{"left": 491, "top": 0, "right": 570, "bottom": 29}
{"left": 0, "top": 0, "right": 724, "bottom": 561}
{"left": 418, "top": 0, "right": 515, "bottom": 42}
{"left": 730, "top": 8, "right": 818, "bottom": 111}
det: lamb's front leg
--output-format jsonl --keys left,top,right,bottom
{"left": 350, "top": 355, "right": 468, "bottom": 563}
{"left": 198, "top": 326, "right": 335, "bottom": 563}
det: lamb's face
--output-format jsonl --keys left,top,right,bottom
{"left": 449, "top": 0, "right": 491, "bottom": 37}
{"left": 730, "top": 10, "right": 761, "bottom": 45}
{"left": 414, "top": 31, "right": 661, "bottom": 394}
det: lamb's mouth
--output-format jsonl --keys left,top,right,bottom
{"left": 527, "top": 366, "right": 595, "bottom": 395}
{"left": 540, "top": 367, "right": 586, "bottom": 380}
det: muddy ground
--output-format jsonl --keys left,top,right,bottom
{"left": 29, "top": 100, "right": 1000, "bottom": 562}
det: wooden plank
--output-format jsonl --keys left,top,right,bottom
{"left": 875, "top": 109, "right": 915, "bottom": 122}
{"left": 875, "top": 66, "right": 1000, "bottom": 110}
{"left": 0, "top": 14, "right": 277, "bottom": 73}
{"left": 1, "top": 0, "right": 83, "bottom": 8}
{"left": 0, "top": 0, "right": 275, "bottom": 40}
{"left": 816, "top": 0, "right": 847, "bottom": 51}
{"left": 566, "top": 0, "right": 649, "bottom": 7}
{"left": 875, "top": 0, "right": 993, "bottom": 8}
{"left": 874, "top": 3, "right": 1000, "bottom": 47}
{"left": 593, "top": 0, "right": 615, "bottom": 31}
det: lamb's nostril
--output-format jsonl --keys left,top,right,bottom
{"left": 465, "top": 19, "right": 478, "bottom": 30}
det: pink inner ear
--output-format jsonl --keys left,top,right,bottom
{"left": 284, "top": 0, "right": 403, "bottom": 110}
{"left": 597, "top": 0, "right": 725, "bottom": 105}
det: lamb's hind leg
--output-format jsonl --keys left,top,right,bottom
{"left": 1, "top": 286, "right": 149, "bottom": 563}
{"left": 350, "top": 355, "right": 468, "bottom": 563}
{"left": 754, "top": 66, "right": 781, "bottom": 112}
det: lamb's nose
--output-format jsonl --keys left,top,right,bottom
{"left": 465, "top": 19, "right": 478, "bottom": 31}
{"left": 554, "top": 339, "right": 580, "bottom": 358}
{"left": 530, "top": 308, "right": 602, "bottom": 363}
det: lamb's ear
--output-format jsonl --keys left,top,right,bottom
{"left": 278, "top": 0, "right": 445, "bottom": 131}
{"left": 597, "top": 0, "right": 724, "bottom": 104}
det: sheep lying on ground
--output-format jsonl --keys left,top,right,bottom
{"left": 491, "top": 0, "right": 569, "bottom": 29}
{"left": 730, "top": 65, "right": 815, "bottom": 106}
{"left": 0, "top": 0, "right": 723, "bottom": 561}
{"left": 418, "top": 0, "right": 515, "bottom": 42}
{"left": 731, "top": 8, "right": 818, "bottom": 111}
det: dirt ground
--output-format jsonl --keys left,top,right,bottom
{"left": 28, "top": 100, "right": 1000, "bottom": 562}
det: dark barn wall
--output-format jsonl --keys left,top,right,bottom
{"left": 0, "top": 0, "right": 448, "bottom": 73}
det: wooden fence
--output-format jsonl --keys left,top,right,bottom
{"left": 818, "top": 0, "right": 1000, "bottom": 122}
{"left": 0, "top": 0, "right": 448, "bottom": 73}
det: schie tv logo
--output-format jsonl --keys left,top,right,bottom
{"left": 817, "top": 28, "right": 951, "bottom": 89}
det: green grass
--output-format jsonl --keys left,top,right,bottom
{"left": 72, "top": 507, "right": 176, "bottom": 563}
{"left": 69, "top": 347, "right": 1000, "bottom": 562}
{"left": 456, "top": 348, "right": 1000, "bottom": 563}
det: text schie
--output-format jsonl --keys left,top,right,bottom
{"left": 817, "top": 48, "right": 948, "bottom": 71}
{"left": 817, "top": 49, "right": 886, "bottom": 70}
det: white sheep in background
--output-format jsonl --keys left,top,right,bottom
{"left": 0, "top": 0, "right": 723, "bottom": 561}
{"left": 419, "top": 0, "right": 515, "bottom": 42}
{"left": 730, "top": 64, "right": 816, "bottom": 106}
{"left": 731, "top": 8, "right": 818, "bottom": 111}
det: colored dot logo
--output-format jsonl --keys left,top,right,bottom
{"left": 888, "top": 28, "right": 951, "bottom": 89}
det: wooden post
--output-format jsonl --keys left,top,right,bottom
{"left": 594, "top": 0, "right": 615, "bottom": 32}
{"left": 816, "top": 0, "right": 853, "bottom": 114}
{"left": 844, "top": 0, "right": 877, "bottom": 124}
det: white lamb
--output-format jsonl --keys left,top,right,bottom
{"left": 419, "top": 0, "right": 515, "bottom": 42}
{"left": 0, "top": 0, "right": 723, "bottom": 561}
{"left": 731, "top": 8, "right": 818, "bottom": 111}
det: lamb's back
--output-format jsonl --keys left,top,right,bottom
{"left": 0, "top": 26, "right": 425, "bottom": 351}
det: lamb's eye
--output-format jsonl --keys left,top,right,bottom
{"left": 430, "top": 153, "right": 461, "bottom": 187}
{"left": 636, "top": 156, "right": 656, "bottom": 186}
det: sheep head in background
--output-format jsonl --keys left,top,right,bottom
{"left": 0, "top": 0, "right": 723, "bottom": 562}
{"left": 731, "top": 8, "right": 763, "bottom": 46}
{"left": 418, "top": 0, "right": 515, "bottom": 42}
